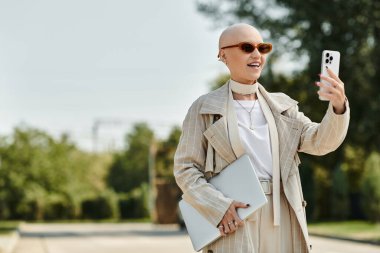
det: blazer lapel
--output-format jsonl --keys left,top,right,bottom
{"left": 203, "top": 117, "right": 236, "bottom": 164}
{"left": 200, "top": 83, "right": 237, "bottom": 164}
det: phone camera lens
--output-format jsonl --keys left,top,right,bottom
{"left": 330, "top": 56, "right": 333, "bottom": 61}
{"left": 326, "top": 53, "right": 330, "bottom": 57}
{"left": 325, "top": 59, "right": 329, "bottom": 64}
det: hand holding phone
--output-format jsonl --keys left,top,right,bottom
{"left": 316, "top": 50, "right": 346, "bottom": 114}
{"left": 319, "top": 50, "right": 340, "bottom": 101}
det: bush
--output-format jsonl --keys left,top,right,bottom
{"left": 44, "top": 194, "right": 75, "bottom": 220}
{"left": 81, "top": 190, "right": 120, "bottom": 220}
{"left": 119, "top": 183, "right": 149, "bottom": 219}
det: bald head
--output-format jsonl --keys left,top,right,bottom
{"left": 218, "top": 23, "right": 263, "bottom": 49}
{"left": 217, "top": 23, "right": 268, "bottom": 85}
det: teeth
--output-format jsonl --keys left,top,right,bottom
{"left": 248, "top": 63, "right": 260, "bottom": 67}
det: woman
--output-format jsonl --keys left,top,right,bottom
{"left": 174, "top": 23, "right": 349, "bottom": 253}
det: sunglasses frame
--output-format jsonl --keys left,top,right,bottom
{"left": 218, "top": 42, "right": 272, "bottom": 58}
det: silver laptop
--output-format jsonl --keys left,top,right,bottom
{"left": 179, "top": 154, "right": 267, "bottom": 252}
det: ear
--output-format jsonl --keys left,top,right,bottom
{"left": 219, "top": 51, "right": 227, "bottom": 63}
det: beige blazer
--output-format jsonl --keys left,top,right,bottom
{"left": 174, "top": 82, "right": 350, "bottom": 252}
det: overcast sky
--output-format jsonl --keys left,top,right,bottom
{"left": 0, "top": 0, "right": 299, "bottom": 151}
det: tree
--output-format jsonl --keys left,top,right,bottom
{"left": 155, "top": 126, "right": 182, "bottom": 182}
{"left": 197, "top": 0, "right": 380, "bottom": 145}
{"left": 0, "top": 126, "right": 112, "bottom": 220}
{"left": 107, "top": 122, "right": 154, "bottom": 193}
{"left": 196, "top": 0, "right": 380, "bottom": 220}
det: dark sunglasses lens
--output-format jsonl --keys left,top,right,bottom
{"left": 258, "top": 44, "right": 272, "bottom": 53}
{"left": 240, "top": 43, "right": 255, "bottom": 53}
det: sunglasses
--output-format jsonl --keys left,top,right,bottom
{"left": 218, "top": 42, "right": 272, "bottom": 58}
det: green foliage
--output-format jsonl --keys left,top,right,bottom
{"left": 209, "top": 73, "right": 230, "bottom": 90}
{"left": 43, "top": 193, "right": 74, "bottom": 220}
{"left": 155, "top": 126, "right": 181, "bottom": 182}
{"left": 361, "top": 152, "right": 380, "bottom": 222}
{"left": 118, "top": 183, "right": 150, "bottom": 219}
{"left": 107, "top": 122, "right": 154, "bottom": 193}
{"left": 330, "top": 166, "right": 349, "bottom": 220}
{"left": 0, "top": 121, "right": 181, "bottom": 222}
{"left": 0, "top": 221, "right": 20, "bottom": 235}
{"left": 341, "top": 145, "right": 367, "bottom": 191}
{"left": 0, "top": 120, "right": 183, "bottom": 222}
{"left": 197, "top": 0, "right": 380, "bottom": 221}
{"left": 198, "top": 0, "right": 380, "bottom": 145}
{"left": 312, "top": 165, "right": 332, "bottom": 220}
{"left": 81, "top": 189, "right": 120, "bottom": 220}
{"left": 308, "top": 220, "right": 380, "bottom": 244}
{"left": 0, "top": 126, "right": 112, "bottom": 220}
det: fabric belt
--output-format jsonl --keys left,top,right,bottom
{"left": 260, "top": 179, "right": 283, "bottom": 195}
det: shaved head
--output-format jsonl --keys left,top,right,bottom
{"left": 218, "top": 23, "right": 263, "bottom": 50}
{"left": 217, "top": 23, "right": 268, "bottom": 85}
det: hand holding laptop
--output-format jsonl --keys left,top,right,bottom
{"left": 218, "top": 200, "right": 250, "bottom": 236}
{"left": 178, "top": 155, "right": 267, "bottom": 251}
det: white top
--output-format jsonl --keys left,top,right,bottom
{"left": 233, "top": 99, "right": 273, "bottom": 179}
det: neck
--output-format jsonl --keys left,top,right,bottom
{"left": 233, "top": 93, "right": 257, "bottom": 100}
{"left": 231, "top": 77, "right": 257, "bottom": 85}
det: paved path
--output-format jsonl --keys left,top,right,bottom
{"left": 13, "top": 223, "right": 380, "bottom": 253}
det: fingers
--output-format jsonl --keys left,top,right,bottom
{"left": 315, "top": 81, "right": 338, "bottom": 100}
{"left": 315, "top": 81, "right": 344, "bottom": 97}
{"left": 315, "top": 81, "right": 345, "bottom": 108}
{"left": 227, "top": 219, "right": 237, "bottom": 231}
{"left": 315, "top": 81, "right": 337, "bottom": 93}
{"left": 231, "top": 202, "right": 247, "bottom": 226}
{"left": 315, "top": 70, "right": 346, "bottom": 112}
{"left": 326, "top": 67, "right": 344, "bottom": 85}
{"left": 321, "top": 69, "right": 345, "bottom": 94}
{"left": 222, "top": 209, "right": 236, "bottom": 233}
{"left": 218, "top": 224, "right": 226, "bottom": 236}
{"left": 317, "top": 90, "right": 334, "bottom": 101}
{"left": 221, "top": 219, "right": 231, "bottom": 234}
{"left": 319, "top": 74, "right": 340, "bottom": 88}
{"left": 218, "top": 201, "right": 249, "bottom": 236}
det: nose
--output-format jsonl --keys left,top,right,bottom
{"left": 251, "top": 48, "right": 261, "bottom": 58}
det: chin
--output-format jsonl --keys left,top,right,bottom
{"left": 248, "top": 74, "right": 261, "bottom": 82}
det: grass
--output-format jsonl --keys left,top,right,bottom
{"left": 0, "top": 221, "right": 20, "bottom": 235}
{"left": 308, "top": 220, "right": 380, "bottom": 244}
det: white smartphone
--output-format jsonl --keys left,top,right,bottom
{"left": 319, "top": 50, "right": 340, "bottom": 101}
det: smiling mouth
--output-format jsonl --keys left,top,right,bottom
{"left": 247, "top": 63, "right": 261, "bottom": 69}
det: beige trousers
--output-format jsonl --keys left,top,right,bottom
{"left": 203, "top": 189, "right": 308, "bottom": 253}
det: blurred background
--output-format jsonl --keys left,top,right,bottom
{"left": 0, "top": 0, "right": 379, "bottom": 252}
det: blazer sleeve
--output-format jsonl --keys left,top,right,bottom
{"left": 289, "top": 99, "right": 350, "bottom": 155}
{"left": 174, "top": 98, "right": 233, "bottom": 227}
